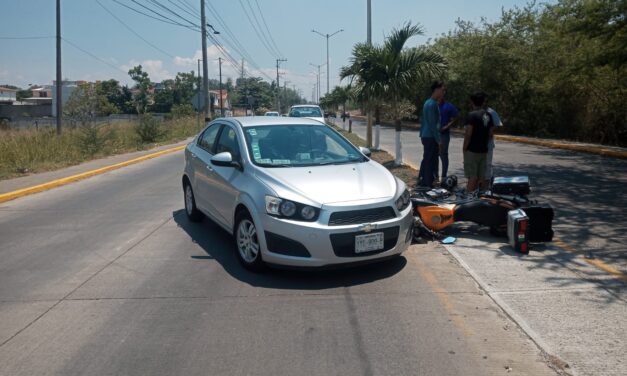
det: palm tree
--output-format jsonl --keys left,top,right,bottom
{"left": 341, "top": 22, "right": 447, "bottom": 165}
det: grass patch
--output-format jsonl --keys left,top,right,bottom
{"left": 331, "top": 124, "right": 419, "bottom": 190}
{"left": 0, "top": 116, "right": 200, "bottom": 180}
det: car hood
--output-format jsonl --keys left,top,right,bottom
{"left": 256, "top": 161, "right": 397, "bottom": 205}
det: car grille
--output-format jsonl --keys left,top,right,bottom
{"left": 328, "top": 207, "right": 396, "bottom": 226}
{"left": 330, "top": 226, "right": 400, "bottom": 258}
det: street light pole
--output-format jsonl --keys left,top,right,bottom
{"left": 218, "top": 58, "right": 225, "bottom": 116}
{"left": 366, "top": 0, "right": 373, "bottom": 147}
{"left": 200, "top": 0, "right": 209, "bottom": 122}
{"left": 55, "top": 0, "right": 62, "bottom": 135}
{"left": 309, "top": 62, "right": 325, "bottom": 104}
{"left": 312, "top": 28, "right": 343, "bottom": 96}
{"left": 197, "top": 58, "right": 201, "bottom": 128}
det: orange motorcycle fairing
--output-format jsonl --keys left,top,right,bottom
{"left": 416, "top": 204, "right": 456, "bottom": 231}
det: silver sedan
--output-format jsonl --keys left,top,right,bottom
{"left": 182, "top": 116, "right": 413, "bottom": 271}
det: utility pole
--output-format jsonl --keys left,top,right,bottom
{"left": 197, "top": 58, "right": 201, "bottom": 128}
{"left": 55, "top": 0, "right": 62, "bottom": 135}
{"left": 240, "top": 59, "right": 245, "bottom": 80}
{"left": 312, "top": 28, "right": 344, "bottom": 96}
{"left": 200, "top": 0, "right": 210, "bottom": 122}
{"left": 366, "top": 0, "right": 373, "bottom": 147}
{"left": 218, "top": 57, "right": 223, "bottom": 117}
{"left": 275, "top": 58, "right": 287, "bottom": 113}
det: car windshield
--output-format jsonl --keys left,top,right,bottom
{"left": 289, "top": 107, "right": 322, "bottom": 118}
{"left": 244, "top": 124, "right": 366, "bottom": 167}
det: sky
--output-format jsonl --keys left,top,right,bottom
{"left": 1, "top": 0, "right": 533, "bottom": 100}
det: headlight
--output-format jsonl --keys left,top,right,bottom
{"left": 301, "top": 206, "right": 316, "bottom": 220}
{"left": 395, "top": 189, "right": 411, "bottom": 211}
{"left": 280, "top": 200, "right": 297, "bottom": 217}
{"left": 265, "top": 195, "right": 319, "bottom": 221}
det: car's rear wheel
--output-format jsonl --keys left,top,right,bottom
{"left": 183, "top": 181, "right": 203, "bottom": 222}
{"left": 234, "top": 212, "right": 265, "bottom": 272}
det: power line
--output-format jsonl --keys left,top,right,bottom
{"left": 147, "top": 0, "right": 198, "bottom": 28}
{"left": 62, "top": 37, "right": 127, "bottom": 74}
{"left": 0, "top": 36, "right": 54, "bottom": 39}
{"left": 204, "top": 2, "right": 274, "bottom": 81}
{"left": 237, "top": 0, "right": 277, "bottom": 58}
{"left": 111, "top": 0, "right": 196, "bottom": 29}
{"left": 96, "top": 0, "right": 175, "bottom": 58}
{"left": 165, "top": 0, "right": 199, "bottom": 20}
{"left": 252, "top": 0, "right": 283, "bottom": 57}
{"left": 125, "top": 0, "right": 198, "bottom": 30}
{"left": 245, "top": 0, "right": 280, "bottom": 57}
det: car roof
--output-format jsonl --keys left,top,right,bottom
{"left": 290, "top": 105, "right": 321, "bottom": 108}
{"left": 225, "top": 116, "right": 326, "bottom": 128}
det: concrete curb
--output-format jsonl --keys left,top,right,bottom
{"left": 350, "top": 115, "right": 627, "bottom": 159}
{"left": 0, "top": 144, "right": 186, "bottom": 204}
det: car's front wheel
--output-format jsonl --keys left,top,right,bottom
{"left": 183, "top": 181, "right": 203, "bottom": 222}
{"left": 234, "top": 211, "right": 265, "bottom": 272}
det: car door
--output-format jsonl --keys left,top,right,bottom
{"left": 210, "top": 125, "right": 245, "bottom": 229}
{"left": 192, "top": 123, "right": 222, "bottom": 216}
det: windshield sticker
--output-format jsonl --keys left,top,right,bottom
{"left": 272, "top": 159, "right": 292, "bottom": 165}
{"left": 247, "top": 129, "right": 257, "bottom": 136}
{"left": 257, "top": 158, "right": 272, "bottom": 164}
{"left": 296, "top": 153, "right": 311, "bottom": 160}
{"left": 251, "top": 143, "right": 262, "bottom": 159}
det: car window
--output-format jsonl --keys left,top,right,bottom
{"left": 289, "top": 107, "right": 322, "bottom": 117}
{"left": 198, "top": 124, "right": 222, "bottom": 153}
{"left": 243, "top": 124, "right": 366, "bottom": 167}
{"left": 215, "top": 126, "right": 242, "bottom": 162}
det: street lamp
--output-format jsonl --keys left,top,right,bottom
{"left": 311, "top": 28, "right": 344, "bottom": 96}
{"left": 309, "top": 62, "right": 326, "bottom": 104}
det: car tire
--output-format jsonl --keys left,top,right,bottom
{"left": 234, "top": 211, "right": 265, "bottom": 272}
{"left": 183, "top": 181, "right": 203, "bottom": 222}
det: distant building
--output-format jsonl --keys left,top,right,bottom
{"left": 51, "top": 80, "right": 87, "bottom": 116}
{"left": 0, "top": 86, "right": 18, "bottom": 103}
{"left": 208, "top": 89, "right": 230, "bottom": 111}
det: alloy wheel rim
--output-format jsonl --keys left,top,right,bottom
{"left": 185, "top": 185, "right": 194, "bottom": 216}
{"left": 237, "top": 219, "right": 259, "bottom": 263}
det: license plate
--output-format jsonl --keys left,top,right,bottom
{"left": 355, "top": 232, "right": 384, "bottom": 253}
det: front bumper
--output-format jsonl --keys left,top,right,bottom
{"left": 257, "top": 204, "right": 414, "bottom": 267}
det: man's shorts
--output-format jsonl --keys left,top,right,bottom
{"left": 464, "top": 151, "right": 487, "bottom": 178}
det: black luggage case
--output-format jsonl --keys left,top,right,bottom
{"left": 492, "top": 176, "right": 531, "bottom": 196}
{"left": 522, "top": 203, "right": 554, "bottom": 242}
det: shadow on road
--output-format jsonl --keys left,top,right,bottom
{"left": 173, "top": 209, "right": 407, "bottom": 289}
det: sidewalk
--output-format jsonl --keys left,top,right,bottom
{"left": 334, "top": 117, "right": 627, "bottom": 376}
{"left": 349, "top": 115, "right": 627, "bottom": 159}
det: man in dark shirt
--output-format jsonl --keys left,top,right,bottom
{"left": 463, "top": 92, "right": 494, "bottom": 191}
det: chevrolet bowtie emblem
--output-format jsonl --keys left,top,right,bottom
{"left": 361, "top": 224, "right": 374, "bottom": 233}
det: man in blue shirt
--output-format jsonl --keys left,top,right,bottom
{"left": 419, "top": 81, "right": 445, "bottom": 187}
{"left": 437, "top": 94, "right": 459, "bottom": 180}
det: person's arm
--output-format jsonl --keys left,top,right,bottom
{"left": 440, "top": 116, "right": 457, "bottom": 132}
{"left": 429, "top": 102, "right": 441, "bottom": 143}
{"left": 463, "top": 124, "right": 472, "bottom": 152}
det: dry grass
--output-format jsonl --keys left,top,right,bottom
{"left": 0, "top": 116, "right": 200, "bottom": 180}
{"left": 332, "top": 124, "right": 419, "bottom": 190}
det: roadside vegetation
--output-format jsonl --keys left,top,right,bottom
{"left": 321, "top": 0, "right": 626, "bottom": 147}
{"left": 0, "top": 116, "right": 198, "bottom": 180}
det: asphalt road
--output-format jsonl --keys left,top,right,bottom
{"left": 344, "top": 119, "right": 627, "bottom": 273}
{"left": 0, "top": 151, "right": 557, "bottom": 375}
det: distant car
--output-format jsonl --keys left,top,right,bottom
{"left": 264, "top": 111, "right": 279, "bottom": 116}
{"left": 288, "top": 105, "right": 325, "bottom": 124}
{"left": 182, "top": 116, "right": 413, "bottom": 271}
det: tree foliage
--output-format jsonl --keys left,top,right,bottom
{"left": 430, "top": 0, "right": 626, "bottom": 145}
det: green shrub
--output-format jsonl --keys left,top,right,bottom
{"left": 135, "top": 114, "right": 162, "bottom": 143}
{"left": 76, "top": 122, "right": 110, "bottom": 156}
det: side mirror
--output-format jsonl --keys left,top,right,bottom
{"left": 359, "top": 146, "right": 372, "bottom": 157}
{"left": 211, "top": 152, "right": 242, "bottom": 169}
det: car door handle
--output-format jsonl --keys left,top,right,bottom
{"left": 191, "top": 153, "right": 197, "bottom": 158}
{"left": 206, "top": 165, "right": 213, "bottom": 171}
